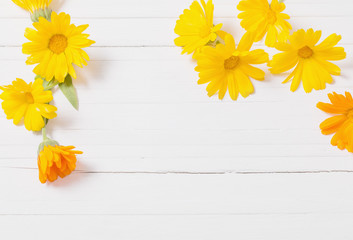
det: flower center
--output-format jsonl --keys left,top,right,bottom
{"left": 224, "top": 56, "right": 240, "bottom": 70}
{"left": 48, "top": 34, "right": 68, "bottom": 54}
{"left": 298, "top": 46, "right": 314, "bottom": 59}
{"left": 25, "top": 92, "right": 34, "bottom": 104}
{"left": 266, "top": 9, "right": 277, "bottom": 24}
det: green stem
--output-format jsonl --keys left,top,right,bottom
{"left": 43, "top": 81, "right": 58, "bottom": 91}
{"left": 278, "top": 0, "right": 285, "bottom": 3}
{"left": 42, "top": 127, "right": 48, "bottom": 141}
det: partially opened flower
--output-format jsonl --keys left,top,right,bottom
{"left": 174, "top": 0, "right": 224, "bottom": 55}
{"left": 317, "top": 92, "right": 353, "bottom": 152}
{"left": 237, "top": 0, "right": 292, "bottom": 47}
{"left": 23, "top": 12, "right": 95, "bottom": 83}
{"left": 0, "top": 78, "right": 57, "bottom": 131}
{"left": 194, "top": 33, "right": 269, "bottom": 100}
{"left": 38, "top": 142, "right": 82, "bottom": 183}
{"left": 12, "top": 0, "right": 52, "bottom": 21}
{"left": 12, "top": 0, "right": 51, "bottom": 13}
{"left": 269, "top": 29, "right": 346, "bottom": 93}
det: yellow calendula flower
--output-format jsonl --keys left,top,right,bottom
{"left": 0, "top": 78, "right": 57, "bottom": 131}
{"left": 38, "top": 144, "right": 82, "bottom": 183}
{"left": 174, "top": 0, "right": 224, "bottom": 55}
{"left": 195, "top": 33, "right": 269, "bottom": 100}
{"left": 12, "top": 0, "right": 51, "bottom": 13}
{"left": 317, "top": 92, "right": 353, "bottom": 152}
{"left": 269, "top": 29, "right": 346, "bottom": 93}
{"left": 237, "top": 0, "right": 292, "bottom": 47}
{"left": 23, "top": 12, "right": 95, "bottom": 83}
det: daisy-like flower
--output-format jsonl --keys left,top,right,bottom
{"left": 0, "top": 78, "right": 57, "bottom": 131}
{"left": 38, "top": 143, "right": 82, "bottom": 183}
{"left": 12, "top": 0, "right": 51, "bottom": 13}
{"left": 237, "top": 0, "right": 292, "bottom": 47}
{"left": 174, "top": 0, "right": 224, "bottom": 55}
{"left": 194, "top": 33, "right": 269, "bottom": 100}
{"left": 317, "top": 92, "right": 353, "bottom": 152}
{"left": 269, "top": 29, "right": 346, "bottom": 93}
{"left": 23, "top": 12, "right": 95, "bottom": 83}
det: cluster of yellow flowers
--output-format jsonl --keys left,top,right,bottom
{"left": 174, "top": 0, "right": 352, "bottom": 153}
{"left": 0, "top": 0, "right": 94, "bottom": 183}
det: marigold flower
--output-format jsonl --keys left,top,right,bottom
{"left": 23, "top": 12, "right": 95, "bottom": 83}
{"left": 269, "top": 29, "right": 346, "bottom": 93}
{"left": 194, "top": 33, "right": 269, "bottom": 100}
{"left": 174, "top": 0, "right": 224, "bottom": 55}
{"left": 38, "top": 144, "right": 82, "bottom": 183}
{"left": 317, "top": 92, "right": 353, "bottom": 153}
{"left": 237, "top": 0, "right": 292, "bottom": 47}
{"left": 0, "top": 78, "right": 57, "bottom": 131}
{"left": 12, "top": 0, "right": 51, "bottom": 13}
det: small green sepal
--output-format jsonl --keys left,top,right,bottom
{"left": 37, "top": 138, "right": 59, "bottom": 155}
{"left": 31, "top": 8, "right": 52, "bottom": 22}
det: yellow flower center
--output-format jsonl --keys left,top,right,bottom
{"left": 48, "top": 34, "right": 68, "bottom": 54}
{"left": 298, "top": 46, "right": 314, "bottom": 59}
{"left": 25, "top": 92, "right": 34, "bottom": 104}
{"left": 266, "top": 9, "right": 277, "bottom": 24}
{"left": 224, "top": 56, "right": 240, "bottom": 70}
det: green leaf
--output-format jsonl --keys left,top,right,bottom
{"left": 59, "top": 75, "right": 79, "bottom": 110}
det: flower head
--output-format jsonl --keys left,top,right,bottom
{"left": 317, "top": 92, "right": 353, "bottom": 152}
{"left": 12, "top": 0, "right": 52, "bottom": 13}
{"left": 237, "top": 0, "right": 292, "bottom": 47}
{"left": 23, "top": 12, "right": 95, "bottom": 83}
{"left": 38, "top": 144, "right": 82, "bottom": 183}
{"left": 194, "top": 33, "right": 269, "bottom": 100}
{"left": 0, "top": 78, "right": 57, "bottom": 131}
{"left": 174, "top": 0, "right": 224, "bottom": 55}
{"left": 269, "top": 29, "right": 346, "bottom": 93}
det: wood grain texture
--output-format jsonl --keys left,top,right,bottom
{"left": 0, "top": 0, "right": 352, "bottom": 239}
{"left": 1, "top": 214, "right": 353, "bottom": 240}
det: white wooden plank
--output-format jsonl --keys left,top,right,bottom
{"left": 0, "top": 45, "right": 351, "bottom": 92}
{"left": 0, "top": 17, "right": 352, "bottom": 47}
{"left": 0, "top": 0, "right": 352, "bottom": 18}
{"left": 0, "top": 171, "right": 353, "bottom": 215}
{"left": 2, "top": 156, "right": 353, "bottom": 173}
{"left": 0, "top": 214, "right": 352, "bottom": 240}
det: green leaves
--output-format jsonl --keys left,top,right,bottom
{"left": 59, "top": 75, "right": 79, "bottom": 110}
{"left": 37, "top": 74, "right": 79, "bottom": 110}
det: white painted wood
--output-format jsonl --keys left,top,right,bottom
{"left": 0, "top": 17, "right": 352, "bottom": 47}
{"left": 0, "top": 0, "right": 352, "bottom": 18}
{"left": 0, "top": 0, "right": 352, "bottom": 238}
{"left": 1, "top": 214, "right": 353, "bottom": 240}
{"left": 1, "top": 170, "right": 353, "bottom": 215}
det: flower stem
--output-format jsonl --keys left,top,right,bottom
{"left": 278, "top": 0, "right": 285, "bottom": 3}
{"left": 42, "top": 127, "right": 48, "bottom": 141}
{"left": 43, "top": 80, "right": 58, "bottom": 91}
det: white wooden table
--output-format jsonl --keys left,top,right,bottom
{"left": 0, "top": 0, "right": 353, "bottom": 239}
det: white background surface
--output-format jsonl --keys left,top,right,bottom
{"left": 0, "top": 0, "right": 353, "bottom": 239}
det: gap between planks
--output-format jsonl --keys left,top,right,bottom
{"left": 0, "top": 212, "right": 343, "bottom": 216}
{"left": 1, "top": 44, "right": 353, "bottom": 48}
{"left": 2, "top": 167, "right": 353, "bottom": 175}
